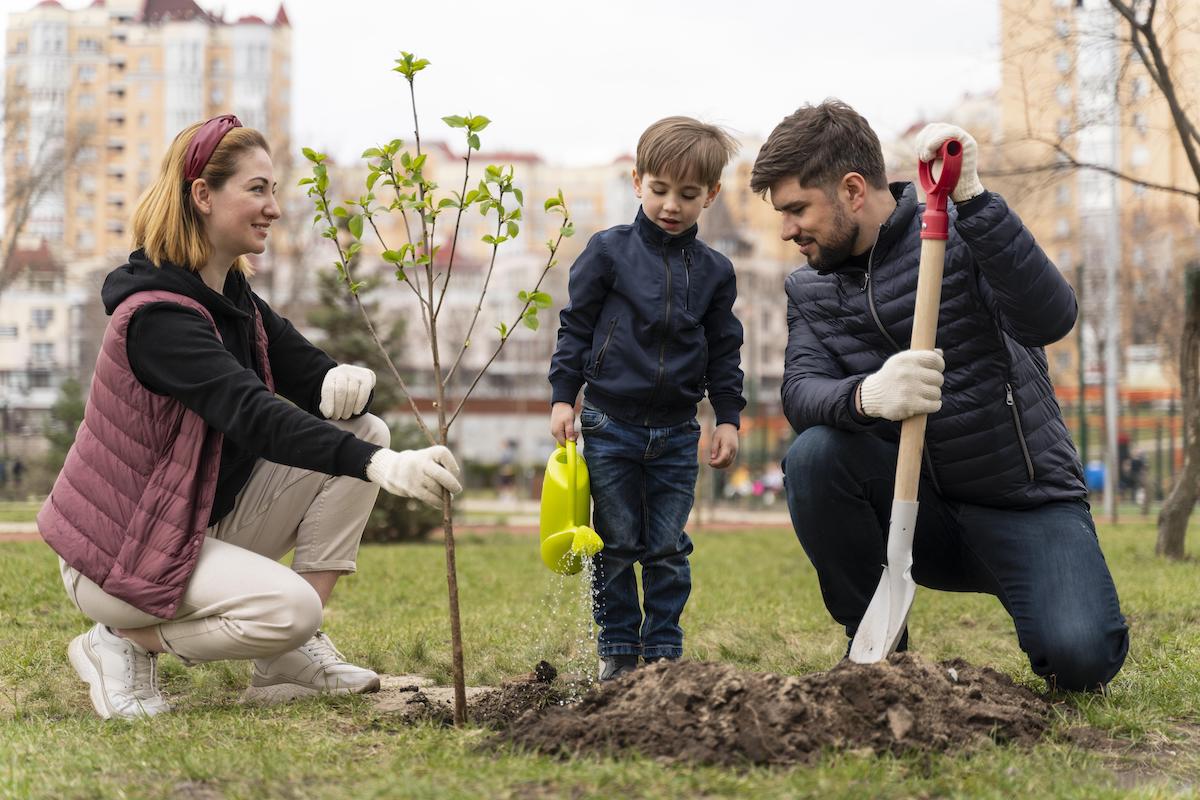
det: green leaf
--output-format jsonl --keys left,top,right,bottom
{"left": 531, "top": 291, "right": 552, "bottom": 308}
{"left": 522, "top": 310, "right": 540, "bottom": 331}
{"left": 442, "top": 115, "right": 467, "bottom": 129}
{"left": 482, "top": 234, "right": 496, "bottom": 245}
{"left": 544, "top": 196, "right": 562, "bottom": 211}
{"left": 348, "top": 214, "right": 364, "bottom": 240}
{"left": 513, "top": 188, "right": 524, "bottom": 206}
{"left": 466, "top": 115, "right": 491, "bottom": 132}
{"left": 349, "top": 281, "right": 364, "bottom": 294}
{"left": 394, "top": 268, "right": 407, "bottom": 282}
{"left": 382, "top": 250, "right": 404, "bottom": 263}
{"left": 496, "top": 321, "right": 508, "bottom": 338}
{"left": 467, "top": 133, "right": 480, "bottom": 151}
{"left": 302, "top": 147, "right": 321, "bottom": 163}
{"left": 297, "top": 177, "right": 314, "bottom": 186}
{"left": 506, "top": 220, "right": 519, "bottom": 239}
{"left": 561, "top": 223, "right": 575, "bottom": 237}
{"left": 438, "top": 197, "right": 458, "bottom": 209}
{"left": 332, "top": 206, "right": 348, "bottom": 218}
{"left": 361, "top": 147, "right": 383, "bottom": 159}
{"left": 346, "top": 242, "right": 362, "bottom": 260}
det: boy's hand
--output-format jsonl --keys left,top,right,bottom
{"left": 550, "top": 402, "right": 577, "bottom": 445}
{"left": 709, "top": 423, "right": 739, "bottom": 469}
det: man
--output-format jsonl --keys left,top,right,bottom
{"left": 751, "top": 100, "right": 1128, "bottom": 691}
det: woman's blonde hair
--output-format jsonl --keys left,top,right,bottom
{"left": 131, "top": 121, "right": 271, "bottom": 275}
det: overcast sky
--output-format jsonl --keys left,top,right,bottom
{"left": 3, "top": 0, "right": 1001, "bottom": 164}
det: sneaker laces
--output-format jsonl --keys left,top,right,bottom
{"left": 128, "top": 648, "right": 161, "bottom": 701}
{"left": 302, "top": 631, "right": 347, "bottom": 668}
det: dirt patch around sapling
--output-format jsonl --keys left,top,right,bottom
{"left": 497, "top": 653, "right": 1052, "bottom": 766}
{"left": 370, "top": 661, "right": 571, "bottom": 728}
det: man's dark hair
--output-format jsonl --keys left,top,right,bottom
{"left": 750, "top": 99, "right": 888, "bottom": 196}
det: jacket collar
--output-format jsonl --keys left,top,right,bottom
{"left": 872, "top": 182, "right": 918, "bottom": 264}
{"left": 634, "top": 206, "right": 698, "bottom": 249}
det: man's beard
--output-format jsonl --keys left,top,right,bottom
{"left": 805, "top": 200, "right": 859, "bottom": 272}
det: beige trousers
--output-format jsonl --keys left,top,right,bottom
{"left": 60, "top": 413, "right": 390, "bottom": 663}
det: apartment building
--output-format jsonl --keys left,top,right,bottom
{"left": 1, "top": 0, "right": 292, "bottom": 427}
{"left": 997, "top": 0, "right": 1200, "bottom": 390}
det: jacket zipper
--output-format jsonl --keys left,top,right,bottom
{"left": 1005, "top": 382, "right": 1036, "bottom": 481}
{"left": 594, "top": 317, "right": 618, "bottom": 375}
{"left": 683, "top": 249, "right": 693, "bottom": 311}
{"left": 646, "top": 246, "right": 673, "bottom": 425}
{"left": 865, "top": 230, "right": 943, "bottom": 494}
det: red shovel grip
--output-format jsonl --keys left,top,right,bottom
{"left": 918, "top": 139, "right": 963, "bottom": 241}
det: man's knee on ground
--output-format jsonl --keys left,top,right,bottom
{"left": 784, "top": 426, "right": 847, "bottom": 501}
{"left": 1035, "top": 622, "right": 1128, "bottom": 692}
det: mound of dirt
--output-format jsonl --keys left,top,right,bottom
{"left": 497, "top": 653, "right": 1051, "bottom": 766}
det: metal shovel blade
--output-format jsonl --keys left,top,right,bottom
{"left": 848, "top": 499, "right": 919, "bottom": 663}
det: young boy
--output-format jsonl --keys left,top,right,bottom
{"left": 548, "top": 117, "right": 746, "bottom": 681}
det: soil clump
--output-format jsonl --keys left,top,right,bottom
{"left": 497, "top": 653, "right": 1051, "bottom": 765}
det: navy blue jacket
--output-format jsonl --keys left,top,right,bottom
{"left": 783, "top": 183, "right": 1086, "bottom": 508}
{"left": 549, "top": 208, "right": 746, "bottom": 427}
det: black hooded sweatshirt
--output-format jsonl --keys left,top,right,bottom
{"left": 101, "top": 251, "right": 382, "bottom": 526}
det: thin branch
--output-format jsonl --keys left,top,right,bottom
{"left": 443, "top": 186, "right": 508, "bottom": 386}
{"left": 448, "top": 213, "right": 571, "bottom": 428}
{"left": 313, "top": 183, "right": 435, "bottom": 445}
{"left": 436, "top": 150, "right": 473, "bottom": 318}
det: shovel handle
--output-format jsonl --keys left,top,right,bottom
{"left": 918, "top": 140, "right": 963, "bottom": 241}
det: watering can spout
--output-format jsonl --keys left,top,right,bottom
{"left": 539, "top": 439, "right": 603, "bottom": 574}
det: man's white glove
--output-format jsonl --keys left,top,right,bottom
{"left": 915, "top": 122, "right": 984, "bottom": 204}
{"left": 860, "top": 349, "right": 945, "bottom": 421}
{"left": 366, "top": 446, "right": 463, "bottom": 508}
{"left": 320, "top": 364, "right": 376, "bottom": 420}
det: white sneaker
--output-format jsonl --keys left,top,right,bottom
{"left": 67, "top": 623, "right": 171, "bottom": 720}
{"left": 242, "top": 631, "right": 380, "bottom": 705}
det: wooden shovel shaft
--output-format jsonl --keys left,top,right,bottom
{"left": 894, "top": 238, "right": 947, "bottom": 503}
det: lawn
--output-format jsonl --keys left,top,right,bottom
{"left": 2, "top": 522, "right": 1198, "bottom": 799}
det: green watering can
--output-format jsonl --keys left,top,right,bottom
{"left": 539, "top": 440, "right": 604, "bottom": 574}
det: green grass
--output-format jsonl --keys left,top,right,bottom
{"left": 0, "top": 502, "right": 40, "bottom": 523}
{"left": 2, "top": 523, "right": 1199, "bottom": 799}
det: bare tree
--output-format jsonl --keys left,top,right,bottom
{"left": 997, "top": 0, "right": 1200, "bottom": 557}
{"left": 0, "top": 85, "right": 95, "bottom": 296}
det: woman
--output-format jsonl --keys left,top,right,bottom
{"left": 38, "top": 114, "right": 462, "bottom": 720}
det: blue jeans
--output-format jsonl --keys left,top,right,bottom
{"left": 581, "top": 405, "right": 699, "bottom": 659}
{"left": 784, "top": 426, "right": 1129, "bottom": 691}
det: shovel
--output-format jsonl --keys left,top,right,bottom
{"left": 848, "top": 139, "right": 962, "bottom": 663}
{"left": 539, "top": 439, "right": 604, "bottom": 575}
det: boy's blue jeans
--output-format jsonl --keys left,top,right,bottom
{"left": 581, "top": 404, "right": 699, "bottom": 659}
{"left": 783, "top": 426, "right": 1129, "bottom": 691}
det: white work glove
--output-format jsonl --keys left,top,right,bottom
{"left": 915, "top": 122, "right": 984, "bottom": 204}
{"left": 366, "top": 446, "right": 463, "bottom": 508}
{"left": 860, "top": 349, "right": 945, "bottom": 421}
{"left": 320, "top": 364, "right": 376, "bottom": 420}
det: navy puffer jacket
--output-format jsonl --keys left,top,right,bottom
{"left": 782, "top": 183, "right": 1086, "bottom": 508}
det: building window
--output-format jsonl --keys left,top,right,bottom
{"left": 1056, "top": 184, "right": 1071, "bottom": 206}
{"left": 1057, "top": 117, "right": 1072, "bottom": 138}
{"left": 1055, "top": 51, "right": 1071, "bottom": 73}
{"left": 138, "top": 142, "right": 151, "bottom": 161}
{"left": 76, "top": 204, "right": 94, "bottom": 220}
{"left": 31, "top": 342, "right": 55, "bottom": 364}
{"left": 0, "top": 327, "right": 17, "bottom": 340}
{"left": 1133, "top": 112, "right": 1148, "bottom": 134}
{"left": 1056, "top": 83, "right": 1072, "bottom": 107}
{"left": 1058, "top": 249, "right": 1073, "bottom": 268}
{"left": 1056, "top": 218, "right": 1071, "bottom": 239}
{"left": 139, "top": 55, "right": 151, "bottom": 72}
{"left": 78, "top": 92, "right": 95, "bottom": 109}
{"left": 1132, "top": 247, "right": 1146, "bottom": 267}
{"left": 31, "top": 309, "right": 53, "bottom": 329}
{"left": 1055, "top": 19, "right": 1070, "bottom": 38}
{"left": 1132, "top": 76, "right": 1149, "bottom": 100}
{"left": 79, "top": 64, "right": 96, "bottom": 82}
{"left": 1130, "top": 145, "right": 1150, "bottom": 167}
{"left": 139, "top": 82, "right": 152, "bottom": 100}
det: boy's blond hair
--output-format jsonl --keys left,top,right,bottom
{"left": 131, "top": 122, "right": 271, "bottom": 276}
{"left": 636, "top": 116, "right": 738, "bottom": 189}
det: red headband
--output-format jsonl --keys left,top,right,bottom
{"left": 183, "top": 114, "right": 242, "bottom": 183}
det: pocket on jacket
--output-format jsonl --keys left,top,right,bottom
{"left": 590, "top": 317, "right": 620, "bottom": 378}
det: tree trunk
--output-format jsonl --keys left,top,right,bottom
{"left": 1156, "top": 263, "right": 1200, "bottom": 558}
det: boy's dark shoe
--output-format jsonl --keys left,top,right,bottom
{"left": 642, "top": 656, "right": 678, "bottom": 665}
{"left": 598, "top": 655, "right": 639, "bottom": 682}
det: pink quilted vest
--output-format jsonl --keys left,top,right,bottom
{"left": 38, "top": 289, "right": 274, "bottom": 619}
